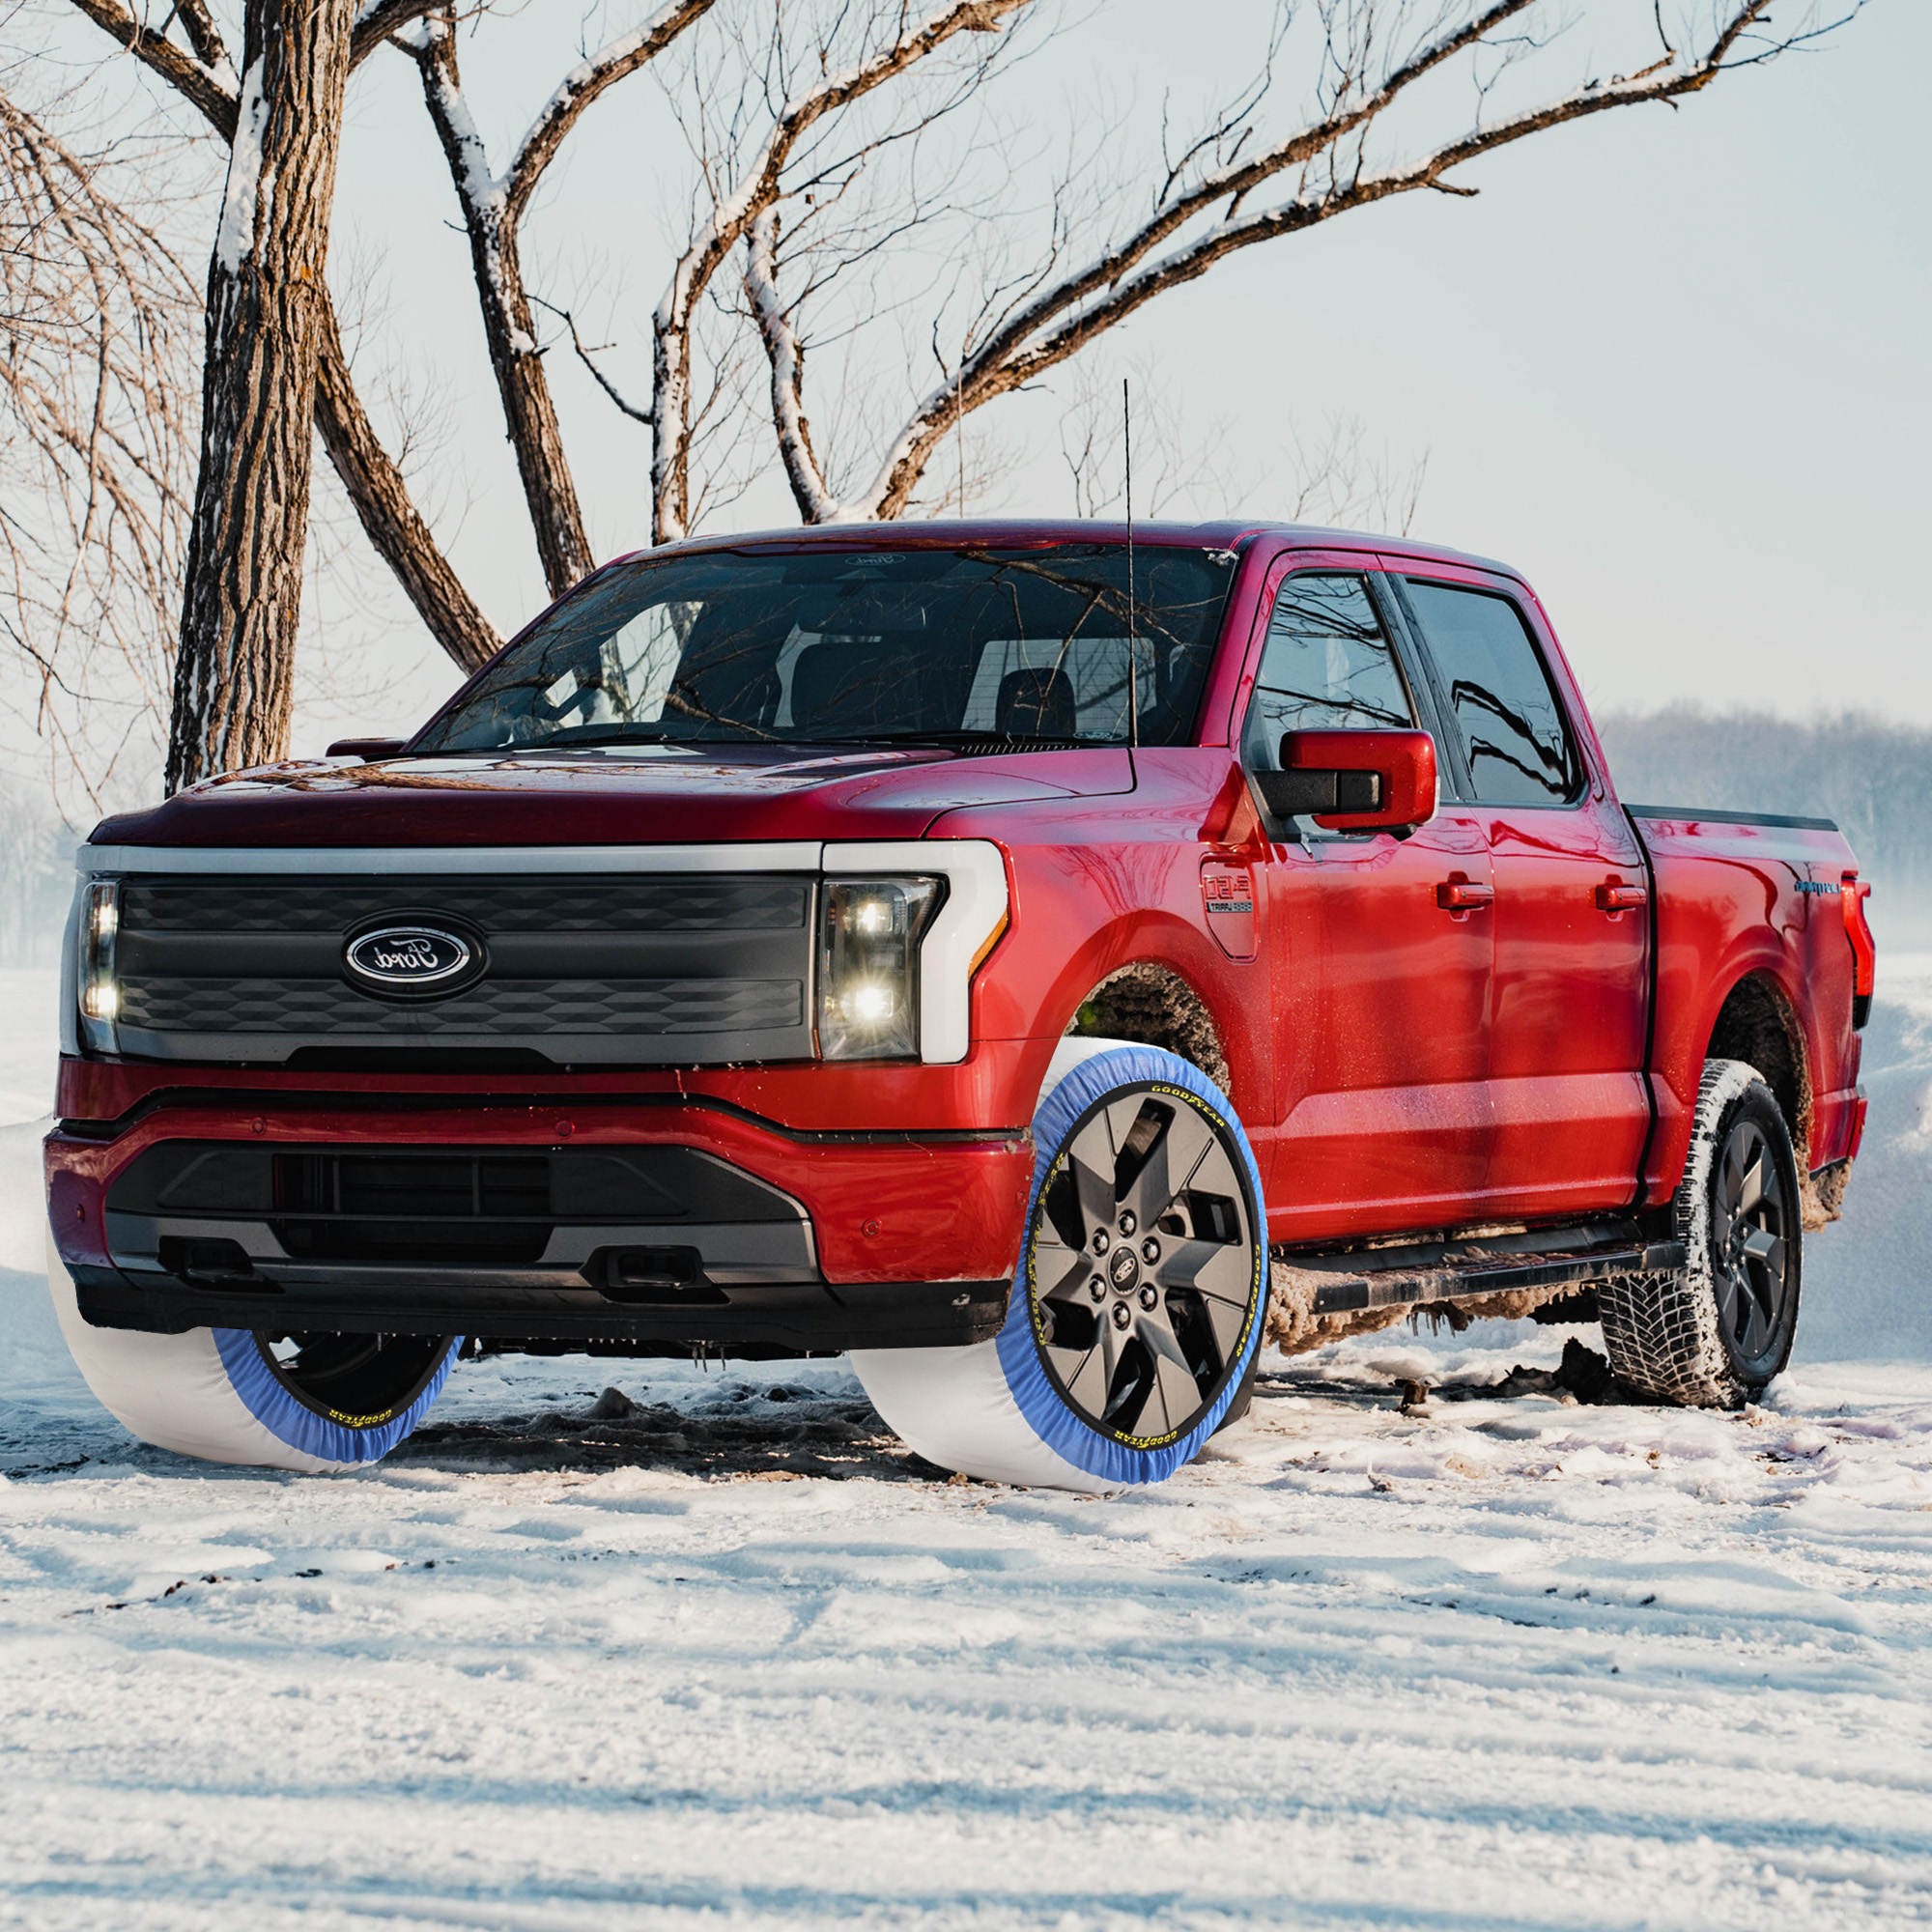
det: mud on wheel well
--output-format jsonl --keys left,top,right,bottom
{"left": 1706, "top": 972, "right": 1811, "bottom": 1167}
{"left": 1066, "top": 963, "right": 1229, "bottom": 1091}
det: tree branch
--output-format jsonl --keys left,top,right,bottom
{"left": 651, "top": 0, "right": 1036, "bottom": 541}
{"left": 503, "top": 0, "right": 720, "bottom": 219}
{"left": 814, "top": 0, "right": 1811, "bottom": 520}
{"left": 744, "top": 208, "right": 839, "bottom": 521}
{"left": 63, "top": 0, "right": 239, "bottom": 138}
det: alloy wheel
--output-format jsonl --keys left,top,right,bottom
{"left": 1027, "top": 1086, "right": 1259, "bottom": 1445}
{"left": 1710, "top": 1117, "right": 1789, "bottom": 1367}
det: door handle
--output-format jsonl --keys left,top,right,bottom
{"left": 1595, "top": 882, "right": 1648, "bottom": 912}
{"left": 1435, "top": 879, "right": 1494, "bottom": 911}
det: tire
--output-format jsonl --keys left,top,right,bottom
{"left": 47, "top": 1236, "right": 461, "bottom": 1471}
{"left": 851, "top": 1038, "right": 1268, "bottom": 1491}
{"left": 1599, "top": 1058, "right": 1802, "bottom": 1407}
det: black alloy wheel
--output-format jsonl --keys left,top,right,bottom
{"left": 1027, "top": 1084, "right": 1262, "bottom": 1446}
{"left": 1709, "top": 1112, "right": 1795, "bottom": 1381}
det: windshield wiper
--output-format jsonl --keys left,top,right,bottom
{"left": 811, "top": 730, "right": 1112, "bottom": 750}
{"left": 493, "top": 727, "right": 756, "bottom": 753}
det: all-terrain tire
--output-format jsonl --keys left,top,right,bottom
{"left": 48, "top": 1236, "right": 462, "bottom": 1470}
{"left": 1599, "top": 1058, "right": 1802, "bottom": 1407}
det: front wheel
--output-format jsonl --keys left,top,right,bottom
{"left": 48, "top": 1236, "right": 461, "bottom": 1470}
{"left": 1599, "top": 1058, "right": 1802, "bottom": 1407}
{"left": 852, "top": 1039, "right": 1267, "bottom": 1491}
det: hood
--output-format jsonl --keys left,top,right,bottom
{"left": 90, "top": 743, "right": 1136, "bottom": 849}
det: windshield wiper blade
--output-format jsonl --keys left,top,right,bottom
{"left": 495, "top": 728, "right": 752, "bottom": 752}
{"left": 814, "top": 731, "right": 1112, "bottom": 750}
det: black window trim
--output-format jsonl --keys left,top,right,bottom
{"left": 1364, "top": 571, "right": 1463, "bottom": 805}
{"left": 1388, "top": 572, "right": 1588, "bottom": 812}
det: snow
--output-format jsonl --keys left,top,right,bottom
{"left": 213, "top": 57, "right": 269, "bottom": 277}
{"left": 4, "top": 966, "right": 1932, "bottom": 1926}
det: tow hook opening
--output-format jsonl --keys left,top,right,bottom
{"left": 156, "top": 1236, "right": 272, "bottom": 1291}
{"left": 593, "top": 1245, "right": 726, "bottom": 1306}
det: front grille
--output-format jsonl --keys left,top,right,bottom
{"left": 110, "top": 872, "right": 813, "bottom": 1065}
{"left": 117, "top": 976, "right": 803, "bottom": 1037}
{"left": 122, "top": 877, "right": 808, "bottom": 934}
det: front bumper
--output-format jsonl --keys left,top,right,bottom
{"left": 46, "top": 1092, "right": 1031, "bottom": 1354}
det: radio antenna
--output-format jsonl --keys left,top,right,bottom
{"left": 1123, "top": 377, "right": 1139, "bottom": 753}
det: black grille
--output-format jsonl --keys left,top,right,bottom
{"left": 122, "top": 876, "right": 809, "bottom": 933}
{"left": 117, "top": 976, "right": 803, "bottom": 1036}
{"left": 110, "top": 871, "right": 815, "bottom": 1066}
{"left": 272, "top": 1151, "right": 553, "bottom": 1264}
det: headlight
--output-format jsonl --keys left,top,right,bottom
{"left": 78, "top": 878, "right": 121, "bottom": 1055}
{"left": 817, "top": 877, "right": 941, "bottom": 1060}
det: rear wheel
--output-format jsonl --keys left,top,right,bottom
{"left": 48, "top": 1237, "right": 460, "bottom": 1470}
{"left": 852, "top": 1038, "right": 1267, "bottom": 1490}
{"left": 1599, "top": 1058, "right": 1802, "bottom": 1406}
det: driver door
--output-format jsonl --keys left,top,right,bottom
{"left": 1245, "top": 564, "right": 1495, "bottom": 1243}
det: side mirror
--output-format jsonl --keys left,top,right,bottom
{"left": 326, "top": 737, "right": 409, "bottom": 761}
{"left": 1255, "top": 728, "right": 1437, "bottom": 833}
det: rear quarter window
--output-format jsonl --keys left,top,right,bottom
{"left": 1404, "top": 580, "right": 1581, "bottom": 806}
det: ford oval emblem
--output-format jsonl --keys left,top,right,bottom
{"left": 343, "top": 923, "right": 477, "bottom": 995}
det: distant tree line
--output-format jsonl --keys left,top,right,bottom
{"left": 1598, "top": 708, "right": 1932, "bottom": 891}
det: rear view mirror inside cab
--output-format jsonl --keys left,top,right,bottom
{"left": 1255, "top": 728, "right": 1437, "bottom": 833}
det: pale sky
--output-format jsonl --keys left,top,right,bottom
{"left": 288, "top": 0, "right": 1930, "bottom": 750}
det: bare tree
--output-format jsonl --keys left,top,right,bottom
{"left": 410, "top": 0, "right": 1038, "bottom": 559}
{"left": 0, "top": 74, "right": 197, "bottom": 812}
{"left": 57, "top": 0, "right": 500, "bottom": 708}
{"left": 162, "top": 0, "right": 362, "bottom": 791}
{"left": 741, "top": 0, "right": 1860, "bottom": 524}
{"left": 399, "top": 0, "right": 718, "bottom": 597}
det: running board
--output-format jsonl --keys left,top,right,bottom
{"left": 1276, "top": 1221, "right": 1687, "bottom": 1318}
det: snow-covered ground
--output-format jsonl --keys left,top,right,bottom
{"left": 3, "top": 964, "right": 1931, "bottom": 1929}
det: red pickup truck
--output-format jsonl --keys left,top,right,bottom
{"left": 44, "top": 522, "right": 1875, "bottom": 1489}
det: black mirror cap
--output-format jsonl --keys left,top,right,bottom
{"left": 1255, "top": 767, "right": 1382, "bottom": 817}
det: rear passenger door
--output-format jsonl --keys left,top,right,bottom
{"left": 1242, "top": 563, "right": 1495, "bottom": 1241}
{"left": 1389, "top": 569, "right": 1650, "bottom": 1218}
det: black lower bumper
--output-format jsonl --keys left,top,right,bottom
{"left": 70, "top": 1264, "right": 1009, "bottom": 1355}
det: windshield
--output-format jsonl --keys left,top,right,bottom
{"left": 413, "top": 543, "right": 1237, "bottom": 754}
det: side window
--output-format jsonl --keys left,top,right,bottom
{"left": 1404, "top": 582, "right": 1580, "bottom": 805}
{"left": 1240, "top": 573, "right": 1414, "bottom": 774}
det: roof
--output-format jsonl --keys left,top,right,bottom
{"left": 605, "top": 517, "right": 1521, "bottom": 583}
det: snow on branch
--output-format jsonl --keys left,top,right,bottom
{"left": 744, "top": 209, "right": 841, "bottom": 523}
{"left": 62, "top": 0, "right": 241, "bottom": 136}
{"left": 773, "top": 0, "right": 1833, "bottom": 522}
{"left": 504, "top": 0, "right": 720, "bottom": 217}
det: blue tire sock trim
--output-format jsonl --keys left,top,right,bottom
{"left": 994, "top": 1046, "right": 1267, "bottom": 1486}
{"left": 212, "top": 1329, "right": 464, "bottom": 1467}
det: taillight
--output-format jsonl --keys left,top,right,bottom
{"left": 1842, "top": 873, "right": 1874, "bottom": 1031}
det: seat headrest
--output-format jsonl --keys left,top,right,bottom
{"left": 995, "top": 666, "right": 1077, "bottom": 738}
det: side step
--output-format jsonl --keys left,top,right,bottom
{"left": 1274, "top": 1219, "right": 1687, "bottom": 1318}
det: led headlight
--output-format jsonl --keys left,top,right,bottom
{"left": 817, "top": 877, "right": 942, "bottom": 1060}
{"left": 77, "top": 878, "right": 121, "bottom": 1055}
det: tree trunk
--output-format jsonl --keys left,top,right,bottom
{"left": 165, "top": 0, "right": 355, "bottom": 794}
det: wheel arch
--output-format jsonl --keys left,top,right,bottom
{"left": 1063, "top": 959, "right": 1230, "bottom": 1092}
{"left": 1704, "top": 970, "right": 1812, "bottom": 1169}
